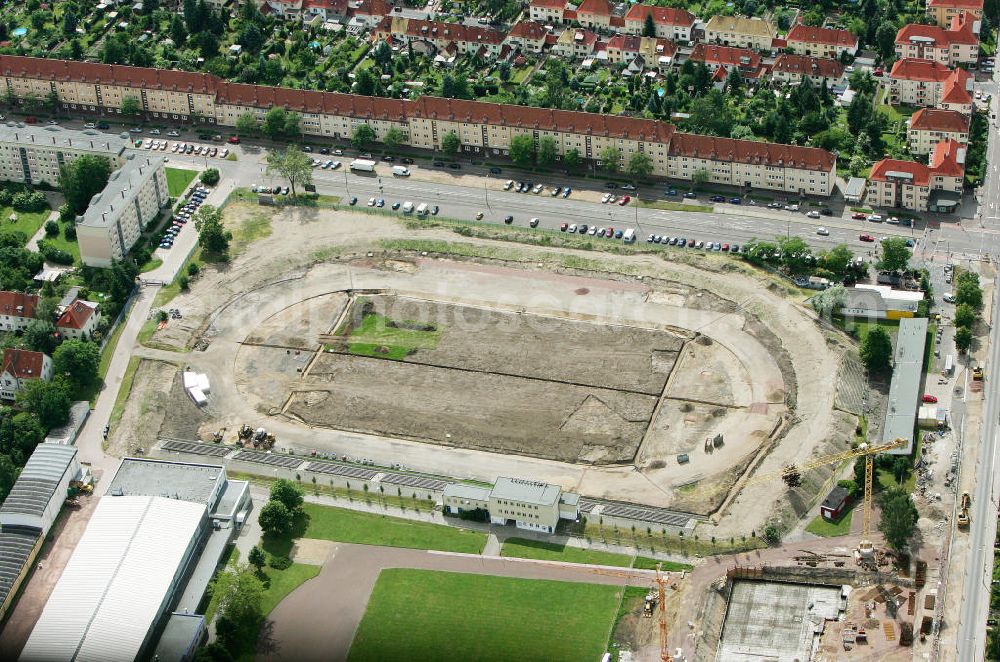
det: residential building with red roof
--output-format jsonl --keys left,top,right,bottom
{"left": 907, "top": 108, "right": 970, "bottom": 154}
{"left": 505, "top": 21, "right": 549, "bottom": 53}
{"left": 668, "top": 133, "right": 837, "bottom": 196}
{"left": 529, "top": 0, "right": 567, "bottom": 24}
{"left": 927, "top": 0, "right": 983, "bottom": 28}
{"left": 553, "top": 28, "right": 598, "bottom": 59}
{"left": 577, "top": 0, "right": 614, "bottom": 30}
{"left": 0, "top": 292, "right": 39, "bottom": 333}
{"left": 605, "top": 35, "right": 677, "bottom": 70}
{"left": 868, "top": 139, "right": 965, "bottom": 211}
{"left": 303, "top": 0, "right": 348, "bottom": 21}
{"left": 705, "top": 15, "right": 776, "bottom": 51}
{"left": 895, "top": 12, "right": 980, "bottom": 66}
{"left": 886, "top": 58, "right": 974, "bottom": 113}
{"left": 689, "top": 44, "right": 764, "bottom": 78}
{"left": 771, "top": 54, "right": 845, "bottom": 87}
{"left": 623, "top": 5, "right": 696, "bottom": 42}
{"left": 374, "top": 17, "right": 505, "bottom": 58}
{"left": 55, "top": 300, "right": 101, "bottom": 340}
{"left": 353, "top": 0, "right": 391, "bottom": 24}
{"left": 786, "top": 24, "right": 859, "bottom": 59}
{"left": 0, "top": 348, "right": 52, "bottom": 401}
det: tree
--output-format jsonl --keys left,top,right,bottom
{"left": 955, "top": 303, "right": 975, "bottom": 329}
{"left": 60, "top": 155, "right": 113, "bottom": 215}
{"left": 351, "top": 123, "right": 376, "bottom": 150}
{"left": 441, "top": 131, "right": 460, "bottom": 156}
{"left": 956, "top": 279, "right": 983, "bottom": 310}
{"left": 283, "top": 112, "right": 301, "bottom": 138}
{"left": 821, "top": 245, "right": 855, "bottom": 279}
{"left": 120, "top": 95, "right": 142, "bottom": 116}
{"left": 0, "top": 453, "right": 18, "bottom": 502}
{"left": 627, "top": 151, "right": 653, "bottom": 180}
{"left": 354, "top": 68, "right": 377, "bottom": 96}
{"left": 0, "top": 412, "right": 45, "bottom": 465}
{"left": 778, "top": 236, "right": 813, "bottom": 274}
{"left": 860, "top": 326, "right": 893, "bottom": 373}
{"left": 247, "top": 545, "right": 266, "bottom": 572}
{"left": 875, "top": 21, "right": 897, "bottom": 60}
{"left": 599, "top": 146, "right": 621, "bottom": 173}
{"left": 52, "top": 340, "right": 100, "bottom": 389}
{"left": 269, "top": 478, "right": 304, "bottom": 511}
{"left": 62, "top": 9, "right": 78, "bottom": 38}
{"left": 877, "top": 238, "right": 911, "bottom": 273}
{"left": 194, "top": 643, "right": 234, "bottom": 662}
{"left": 381, "top": 126, "right": 405, "bottom": 152}
{"left": 16, "top": 378, "right": 71, "bottom": 429}
{"left": 201, "top": 168, "right": 221, "bottom": 186}
{"left": 212, "top": 563, "right": 265, "bottom": 655}
{"left": 193, "top": 204, "right": 231, "bottom": 255}
{"left": 235, "top": 112, "right": 257, "bottom": 136}
{"left": 258, "top": 500, "right": 293, "bottom": 536}
{"left": 262, "top": 107, "right": 288, "bottom": 140}
{"left": 563, "top": 148, "right": 582, "bottom": 170}
{"left": 44, "top": 220, "right": 58, "bottom": 237}
{"left": 878, "top": 487, "right": 918, "bottom": 552}
{"left": 23, "top": 319, "right": 59, "bottom": 354}
{"left": 238, "top": 22, "right": 264, "bottom": 54}
{"left": 170, "top": 14, "right": 187, "bottom": 45}
{"left": 643, "top": 12, "right": 656, "bottom": 37}
{"left": 955, "top": 326, "right": 973, "bottom": 353}
{"left": 536, "top": 136, "right": 557, "bottom": 167}
{"left": 266, "top": 146, "right": 312, "bottom": 197}
{"left": 510, "top": 134, "right": 536, "bottom": 166}
{"left": 692, "top": 168, "right": 710, "bottom": 190}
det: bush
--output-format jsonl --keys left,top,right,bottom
{"left": 200, "top": 168, "right": 221, "bottom": 186}
{"left": 58, "top": 202, "right": 74, "bottom": 222}
{"left": 0, "top": 189, "right": 13, "bottom": 206}
{"left": 12, "top": 190, "right": 48, "bottom": 213}
{"left": 267, "top": 555, "right": 292, "bottom": 570}
{"left": 63, "top": 224, "right": 76, "bottom": 240}
{"left": 178, "top": 274, "right": 190, "bottom": 290}
{"left": 37, "top": 240, "right": 74, "bottom": 265}
{"left": 44, "top": 220, "right": 58, "bottom": 236}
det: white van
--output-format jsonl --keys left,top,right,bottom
{"left": 392, "top": 165, "right": 410, "bottom": 177}
{"left": 944, "top": 354, "right": 954, "bottom": 376}
{"left": 402, "top": 201, "right": 414, "bottom": 214}
{"left": 416, "top": 202, "right": 429, "bottom": 216}
{"left": 623, "top": 228, "right": 636, "bottom": 243}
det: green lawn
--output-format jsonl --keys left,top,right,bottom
{"left": 635, "top": 199, "right": 713, "bottom": 213}
{"left": 107, "top": 356, "right": 140, "bottom": 436}
{"left": 501, "top": 538, "right": 691, "bottom": 572}
{"left": 279, "top": 503, "right": 486, "bottom": 554}
{"left": 39, "top": 230, "right": 81, "bottom": 264}
{"left": 805, "top": 503, "right": 855, "bottom": 537}
{"left": 1, "top": 208, "right": 50, "bottom": 244}
{"left": 347, "top": 569, "right": 622, "bottom": 662}
{"left": 335, "top": 312, "right": 441, "bottom": 360}
{"left": 259, "top": 562, "right": 321, "bottom": 615}
{"left": 230, "top": 211, "right": 272, "bottom": 255}
{"left": 165, "top": 167, "right": 198, "bottom": 197}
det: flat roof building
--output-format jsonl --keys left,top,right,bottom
{"left": 442, "top": 477, "right": 580, "bottom": 534}
{"left": 883, "top": 317, "right": 929, "bottom": 454}
{"left": 0, "top": 444, "right": 80, "bottom": 536}
{"left": 0, "top": 123, "right": 128, "bottom": 187}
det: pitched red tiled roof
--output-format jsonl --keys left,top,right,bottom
{"left": 508, "top": 20, "right": 548, "bottom": 40}
{"left": 529, "top": 0, "right": 565, "bottom": 8}
{"left": 623, "top": 5, "right": 695, "bottom": 26}
{"left": 577, "top": 0, "right": 612, "bottom": 16}
{"left": 890, "top": 57, "right": 958, "bottom": 82}
{"left": 669, "top": 133, "right": 836, "bottom": 172}
{"left": 1, "top": 348, "right": 46, "bottom": 380}
{"left": 929, "top": 138, "right": 967, "bottom": 176}
{"left": 382, "top": 18, "right": 505, "bottom": 45}
{"left": 773, "top": 54, "right": 844, "bottom": 79}
{"left": 942, "top": 67, "right": 974, "bottom": 104}
{"left": 0, "top": 291, "right": 38, "bottom": 319}
{"left": 771, "top": 37, "right": 787, "bottom": 49}
{"left": 563, "top": 8, "right": 577, "bottom": 20}
{"left": 610, "top": 15, "right": 624, "bottom": 28}
{"left": 0, "top": 56, "right": 215, "bottom": 93}
{"left": 303, "top": 0, "right": 347, "bottom": 11}
{"left": 689, "top": 43, "right": 761, "bottom": 70}
{"left": 896, "top": 13, "right": 979, "bottom": 46}
{"left": 56, "top": 300, "right": 96, "bottom": 330}
{"left": 786, "top": 24, "right": 858, "bottom": 48}
{"left": 606, "top": 35, "right": 677, "bottom": 57}
{"left": 354, "top": 0, "right": 389, "bottom": 16}
{"left": 909, "top": 108, "right": 970, "bottom": 134}
{"left": 870, "top": 158, "right": 931, "bottom": 186}
{"left": 927, "top": 0, "right": 982, "bottom": 8}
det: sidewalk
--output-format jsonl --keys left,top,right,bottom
{"left": 24, "top": 210, "right": 59, "bottom": 251}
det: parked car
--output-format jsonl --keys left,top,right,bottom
{"left": 550, "top": 186, "right": 561, "bottom": 197}
{"left": 683, "top": 192, "right": 697, "bottom": 199}
{"left": 349, "top": 197, "right": 357, "bottom": 205}
{"left": 729, "top": 197, "right": 742, "bottom": 204}
{"left": 532, "top": 184, "right": 543, "bottom": 194}
{"left": 621, "top": 184, "right": 636, "bottom": 191}
{"left": 922, "top": 394, "right": 939, "bottom": 403}
{"left": 447, "top": 163, "right": 461, "bottom": 170}
{"left": 562, "top": 187, "right": 571, "bottom": 198}
{"left": 665, "top": 189, "right": 677, "bottom": 196}
{"left": 943, "top": 292, "right": 956, "bottom": 303}
{"left": 504, "top": 215, "right": 513, "bottom": 224}
{"left": 816, "top": 227, "right": 829, "bottom": 235}
{"left": 860, "top": 233, "right": 875, "bottom": 242}
{"left": 489, "top": 167, "right": 501, "bottom": 174}
{"left": 605, "top": 182, "right": 618, "bottom": 189}
{"left": 807, "top": 211, "right": 821, "bottom": 219}
{"left": 529, "top": 218, "right": 540, "bottom": 227}
{"left": 560, "top": 223, "right": 569, "bottom": 232}
{"left": 504, "top": 180, "right": 514, "bottom": 190}
{"left": 228, "top": 136, "right": 240, "bottom": 144}
{"left": 710, "top": 195, "right": 726, "bottom": 203}
{"left": 618, "top": 195, "right": 630, "bottom": 206}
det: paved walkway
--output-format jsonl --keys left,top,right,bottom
{"left": 24, "top": 210, "right": 59, "bottom": 251}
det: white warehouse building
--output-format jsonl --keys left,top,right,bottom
{"left": 443, "top": 476, "right": 580, "bottom": 533}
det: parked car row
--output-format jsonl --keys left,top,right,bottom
{"left": 646, "top": 235, "right": 741, "bottom": 252}
{"left": 503, "top": 180, "right": 572, "bottom": 198}
{"left": 559, "top": 223, "right": 626, "bottom": 238}
{"left": 312, "top": 159, "right": 342, "bottom": 169}
{"left": 602, "top": 193, "right": 630, "bottom": 205}
{"left": 151, "top": 140, "right": 230, "bottom": 158}
{"left": 161, "top": 185, "right": 208, "bottom": 249}
{"left": 250, "top": 185, "right": 290, "bottom": 195}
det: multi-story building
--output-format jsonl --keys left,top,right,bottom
{"left": 374, "top": 17, "right": 506, "bottom": 58}
{"left": 529, "top": 0, "right": 567, "bottom": 24}
{"left": 55, "top": 299, "right": 101, "bottom": 340}
{"left": 785, "top": 24, "right": 859, "bottom": 59}
{"left": 689, "top": 43, "right": 764, "bottom": 79}
{"left": 504, "top": 20, "right": 549, "bottom": 53}
{"left": 0, "top": 291, "right": 38, "bottom": 333}
{"left": 605, "top": 35, "right": 677, "bottom": 70}
{"left": 926, "top": 0, "right": 983, "bottom": 28}
{"left": 907, "top": 107, "right": 970, "bottom": 154}
{"left": 771, "top": 54, "right": 845, "bottom": 87}
{"left": 442, "top": 477, "right": 580, "bottom": 534}
{"left": 886, "top": 58, "right": 974, "bottom": 113}
{"left": 623, "top": 5, "right": 696, "bottom": 42}
{"left": 0, "top": 348, "right": 52, "bottom": 401}
{"left": 76, "top": 155, "right": 168, "bottom": 268}
{"left": 553, "top": 28, "right": 598, "bottom": 60}
{"left": 704, "top": 15, "right": 776, "bottom": 50}
{"left": 895, "top": 12, "right": 980, "bottom": 67}
{"left": 576, "top": 0, "right": 617, "bottom": 31}
{"left": 0, "top": 55, "right": 838, "bottom": 195}
{"left": 868, "top": 139, "right": 965, "bottom": 211}
{"left": 0, "top": 124, "right": 127, "bottom": 187}
{"left": 667, "top": 133, "right": 836, "bottom": 196}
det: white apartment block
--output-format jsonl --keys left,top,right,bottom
{"left": 886, "top": 58, "right": 974, "bottom": 114}
{"left": 907, "top": 108, "right": 970, "bottom": 155}
{"left": 0, "top": 124, "right": 127, "bottom": 187}
{"left": 894, "top": 13, "right": 980, "bottom": 67}
{"left": 76, "top": 155, "right": 168, "bottom": 267}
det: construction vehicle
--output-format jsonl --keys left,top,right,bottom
{"left": 745, "top": 437, "right": 906, "bottom": 559}
{"left": 212, "top": 427, "right": 226, "bottom": 443}
{"left": 974, "top": 366, "right": 984, "bottom": 381}
{"left": 643, "top": 591, "right": 657, "bottom": 617}
{"left": 68, "top": 480, "right": 93, "bottom": 496}
{"left": 958, "top": 491, "right": 971, "bottom": 528}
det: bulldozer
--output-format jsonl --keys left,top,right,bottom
{"left": 958, "top": 492, "right": 971, "bottom": 528}
{"left": 973, "top": 366, "right": 984, "bottom": 381}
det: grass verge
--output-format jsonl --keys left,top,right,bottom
{"left": 107, "top": 356, "right": 140, "bottom": 435}
{"left": 635, "top": 199, "right": 713, "bottom": 213}
{"left": 501, "top": 538, "right": 691, "bottom": 571}
{"left": 607, "top": 586, "right": 648, "bottom": 662}
{"left": 166, "top": 167, "right": 198, "bottom": 197}
{"left": 347, "top": 569, "right": 622, "bottom": 662}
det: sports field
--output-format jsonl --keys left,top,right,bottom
{"left": 347, "top": 569, "right": 622, "bottom": 662}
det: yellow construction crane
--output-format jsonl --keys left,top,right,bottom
{"left": 655, "top": 563, "right": 672, "bottom": 662}
{"left": 744, "top": 437, "right": 907, "bottom": 556}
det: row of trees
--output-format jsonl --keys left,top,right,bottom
{"left": 235, "top": 108, "right": 301, "bottom": 141}
{"left": 953, "top": 271, "right": 983, "bottom": 353}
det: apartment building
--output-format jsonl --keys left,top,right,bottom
{"left": 689, "top": 43, "right": 765, "bottom": 79}
{"left": 785, "top": 24, "right": 859, "bottom": 59}
{"left": 868, "top": 139, "right": 965, "bottom": 211}
{"left": 505, "top": 20, "right": 548, "bottom": 53}
{"left": 373, "top": 17, "right": 506, "bottom": 58}
{"left": 0, "top": 291, "right": 38, "bottom": 333}
{"left": 76, "top": 155, "right": 168, "bottom": 267}
{"left": 0, "top": 348, "right": 52, "bottom": 401}
{"left": 886, "top": 58, "right": 974, "bottom": 113}
{"left": 895, "top": 12, "right": 980, "bottom": 66}
{"left": 667, "top": 133, "right": 837, "bottom": 196}
{"left": 771, "top": 54, "right": 845, "bottom": 87}
{"left": 704, "top": 15, "right": 776, "bottom": 50}
{"left": 0, "top": 124, "right": 127, "bottom": 187}
{"left": 907, "top": 108, "right": 970, "bottom": 154}
{"left": 55, "top": 299, "right": 101, "bottom": 340}
{"left": 529, "top": 0, "right": 567, "bottom": 24}
{"left": 0, "top": 55, "right": 838, "bottom": 196}
{"left": 605, "top": 35, "right": 677, "bottom": 70}
{"left": 926, "top": 0, "right": 983, "bottom": 28}
{"left": 623, "top": 5, "right": 696, "bottom": 42}
{"left": 553, "top": 28, "right": 598, "bottom": 59}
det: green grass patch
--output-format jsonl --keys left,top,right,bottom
{"left": 259, "top": 562, "right": 321, "bottom": 616}
{"left": 295, "top": 503, "right": 486, "bottom": 554}
{"left": 231, "top": 211, "right": 272, "bottom": 254}
{"left": 107, "top": 356, "right": 140, "bottom": 436}
{"left": 336, "top": 312, "right": 441, "bottom": 360}
{"left": 40, "top": 231, "right": 81, "bottom": 264}
{"left": 140, "top": 257, "right": 162, "bottom": 273}
{"left": 805, "top": 503, "right": 855, "bottom": 537}
{"left": 500, "top": 538, "right": 691, "bottom": 572}
{"left": 635, "top": 199, "right": 713, "bottom": 213}
{"left": 347, "top": 569, "right": 622, "bottom": 662}
{"left": 607, "top": 586, "right": 648, "bottom": 662}
{"left": 97, "top": 314, "right": 129, "bottom": 381}
{"left": 1, "top": 208, "right": 51, "bottom": 244}
{"left": 630, "top": 557, "right": 693, "bottom": 571}
{"left": 165, "top": 167, "right": 198, "bottom": 197}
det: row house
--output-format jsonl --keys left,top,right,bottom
{"left": 895, "top": 12, "right": 980, "bottom": 67}
{"left": 353, "top": 0, "right": 392, "bottom": 26}
{"left": 886, "top": 58, "right": 974, "bottom": 114}
{"left": 926, "top": 0, "right": 983, "bottom": 28}
{"left": 622, "top": 5, "right": 695, "bottom": 42}
{"left": 907, "top": 107, "right": 970, "bottom": 154}
{"left": 0, "top": 291, "right": 38, "bottom": 333}
{"left": 553, "top": 28, "right": 598, "bottom": 59}
{"left": 263, "top": 0, "right": 304, "bottom": 19}
{"left": 0, "top": 348, "right": 52, "bottom": 402}
{"left": 0, "top": 55, "right": 838, "bottom": 196}
{"left": 689, "top": 43, "right": 765, "bottom": 80}
{"left": 605, "top": 35, "right": 677, "bottom": 71}
{"left": 529, "top": 0, "right": 568, "bottom": 24}
{"left": 868, "top": 139, "right": 965, "bottom": 212}
{"left": 302, "top": 0, "right": 349, "bottom": 22}
{"left": 505, "top": 21, "right": 549, "bottom": 54}
{"left": 785, "top": 24, "right": 859, "bottom": 59}
{"left": 373, "top": 17, "right": 505, "bottom": 58}
{"left": 55, "top": 299, "right": 101, "bottom": 340}
{"left": 667, "top": 133, "right": 836, "bottom": 196}
{"left": 771, "top": 54, "right": 845, "bottom": 87}
{"left": 577, "top": 0, "right": 623, "bottom": 31}
{"left": 704, "top": 15, "right": 776, "bottom": 51}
